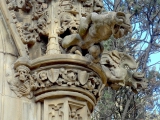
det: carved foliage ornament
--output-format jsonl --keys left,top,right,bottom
{"left": 5, "top": 0, "right": 131, "bottom": 62}
{"left": 8, "top": 65, "right": 102, "bottom": 98}
{"left": 4, "top": 0, "right": 147, "bottom": 99}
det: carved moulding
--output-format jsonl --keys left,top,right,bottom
{"left": 8, "top": 54, "right": 107, "bottom": 115}
{"left": 1, "top": 0, "right": 148, "bottom": 119}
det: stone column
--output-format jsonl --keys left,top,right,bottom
{"left": 43, "top": 97, "right": 90, "bottom": 120}
{"left": 46, "top": 1, "right": 61, "bottom": 54}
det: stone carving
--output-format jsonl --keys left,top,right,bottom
{"left": 8, "top": 65, "right": 36, "bottom": 98}
{"left": 58, "top": 12, "right": 79, "bottom": 36}
{"left": 17, "top": 22, "right": 40, "bottom": 45}
{"left": 6, "top": 0, "right": 130, "bottom": 62}
{"left": 61, "top": 11, "right": 131, "bottom": 62}
{"left": 58, "top": 68, "right": 78, "bottom": 86}
{"left": 6, "top": 0, "right": 17, "bottom": 10}
{"left": 59, "top": 0, "right": 73, "bottom": 10}
{"left": 2, "top": 0, "right": 148, "bottom": 119}
{"left": 81, "top": 0, "right": 93, "bottom": 16}
{"left": 8, "top": 65, "right": 102, "bottom": 97}
{"left": 48, "top": 103, "right": 64, "bottom": 120}
{"left": 32, "top": 1, "right": 49, "bottom": 36}
{"left": 93, "top": 0, "right": 103, "bottom": 13}
{"left": 44, "top": 98, "right": 91, "bottom": 120}
{"left": 36, "top": 14, "right": 50, "bottom": 36}
{"left": 6, "top": 0, "right": 32, "bottom": 11}
{"left": 101, "top": 50, "right": 148, "bottom": 91}
{"left": 32, "top": 1, "right": 48, "bottom": 20}
{"left": 17, "top": 0, "right": 33, "bottom": 12}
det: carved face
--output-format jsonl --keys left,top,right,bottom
{"left": 111, "top": 12, "right": 132, "bottom": 39}
{"left": 67, "top": 72, "right": 77, "bottom": 80}
{"left": 39, "top": 71, "right": 47, "bottom": 81}
{"left": 94, "top": 0, "right": 103, "bottom": 12}
{"left": 17, "top": 69, "right": 28, "bottom": 82}
{"left": 60, "top": 13, "right": 79, "bottom": 34}
{"left": 37, "top": 17, "right": 47, "bottom": 29}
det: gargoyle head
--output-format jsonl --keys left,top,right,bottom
{"left": 111, "top": 12, "right": 132, "bottom": 39}
{"left": 94, "top": 0, "right": 103, "bottom": 12}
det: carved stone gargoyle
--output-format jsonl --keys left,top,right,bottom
{"left": 101, "top": 50, "right": 148, "bottom": 92}
{"left": 61, "top": 11, "right": 131, "bottom": 62}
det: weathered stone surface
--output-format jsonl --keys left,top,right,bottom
{"left": 0, "top": 17, "right": 18, "bottom": 55}
{"left": 0, "top": 53, "right": 4, "bottom": 94}
{"left": 2, "top": 96, "right": 37, "bottom": 120}
{"left": 0, "top": 95, "right": 2, "bottom": 120}
{"left": 3, "top": 96, "right": 22, "bottom": 120}
{"left": 44, "top": 97, "right": 91, "bottom": 120}
{"left": 22, "top": 101, "right": 37, "bottom": 120}
{"left": 4, "top": 55, "right": 18, "bottom": 98}
{"left": 0, "top": 0, "right": 147, "bottom": 120}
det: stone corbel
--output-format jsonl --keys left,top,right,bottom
{"left": 8, "top": 55, "right": 106, "bottom": 99}
{"left": 8, "top": 65, "right": 35, "bottom": 98}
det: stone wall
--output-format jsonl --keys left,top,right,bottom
{"left": 0, "top": 11, "right": 37, "bottom": 120}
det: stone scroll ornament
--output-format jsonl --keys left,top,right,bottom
{"left": 4, "top": 0, "right": 148, "bottom": 98}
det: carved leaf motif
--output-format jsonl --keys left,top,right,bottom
{"left": 47, "top": 69, "right": 59, "bottom": 83}
{"left": 78, "top": 71, "right": 89, "bottom": 85}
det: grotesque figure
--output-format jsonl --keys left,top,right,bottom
{"left": 58, "top": 12, "right": 79, "bottom": 37}
{"left": 32, "top": 71, "right": 45, "bottom": 88}
{"left": 61, "top": 11, "right": 131, "bottom": 62}
{"left": 8, "top": 65, "right": 35, "bottom": 98}
{"left": 17, "top": 22, "right": 40, "bottom": 45}
{"left": 59, "top": 68, "right": 78, "bottom": 85}
{"left": 32, "top": 0, "right": 47, "bottom": 20}
{"left": 36, "top": 15, "right": 49, "bottom": 36}
{"left": 38, "top": 70, "right": 53, "bottom": 87}
{"left": 101, "top": 50, "right": 148, "bottom": 92}
{"left": 16, "top": 65, "right": 30, "bottom": 82}
{"left": 101, "top": 50, "right": 137, "bottom": 81}
{"left": 93, "top": 0, "right": 103, "bottom": 13}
